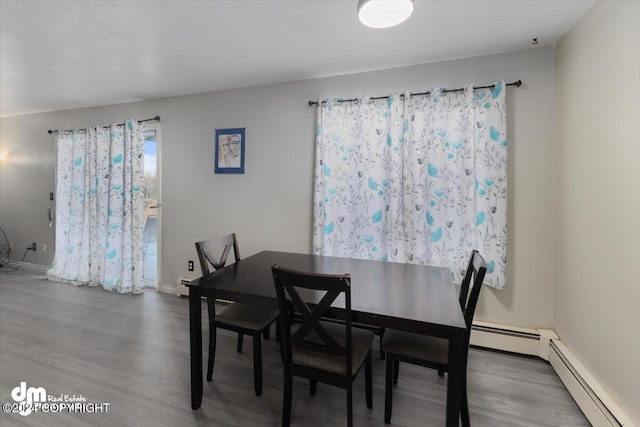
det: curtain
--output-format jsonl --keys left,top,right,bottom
{"left": 312, "top": 82, "right": 507, "bottom": 288}
{"left": 47, "top": 120, "right": 146, "bottom": 294}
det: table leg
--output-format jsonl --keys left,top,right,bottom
{"left": 446, "top": 331, "right": 464, "bottom": 427}
{"left": 190, "top": 288, "right": 203, "bottom": 410}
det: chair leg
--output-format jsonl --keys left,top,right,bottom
{"left": 282, "top": 372, "right": 292, "bottom": 427}
{"left": 461, "top": 389, "right": 470, "bottom": 427}
{"left": 461, "top": 358, "right": 470, "bottom": 427}
{"left": 279, "top": 337, "right": 285, "bottom": 364}
{"left": 379, "top": 328, "right": 386, "bottom": 360}
{"left": 237, "top": 332, "right": 244, "bottom": 353}
{"left": 263, "top": 325, "right": 270, "bottom": 340}
{"left": 347, "top": 384, "right": 353, "bottom": 427}
{"left": 310, "top": 380, "right": 317, "bottom": 395}
{"left": 393, "top": 359, "right": 399, "bottom": 385}
{"left": 385, "top": 355, "right": 394, "bottom": 424}
{"left": 275, "top": 320, "right": 281, "bottom": 343}
{"left": 365, "top": 350, "right": 373, "bottom": 409}
{"left": 207, "top": 324, "right": 216, "bottom": 382}
{"left": 206, "top": 299, "right": 216, "bottom": 382}
{"left": 253, "top": 335, "right": 263, "bottom": 397}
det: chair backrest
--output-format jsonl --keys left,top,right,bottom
{"left": 458, "top": 250, "right": 488, "bottom": 332}
{"left": 195, "top": 233, "right": 241, "bottom": 276}
{"left": 271, "top": 265, "right": 353, "bottom": 374}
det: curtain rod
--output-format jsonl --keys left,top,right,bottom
{"left": 47, "top": 116, "right": 161, "bottom": 134}
{"left": 308, "top": 80, "right": 522, "bottom": 106}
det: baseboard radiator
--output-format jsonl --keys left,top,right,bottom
{"left": 548, "top": 340, "right": 633, "bottom": 427}
{"left": 174, "top": 277, "right": 232, "bottom": 304}
{"left": 176, "top": 277, "right": 191, "bottom": 297}
{"left": 469, "top": 321, "right": 633, "bottom": 427}
{"left": 470, "top": 321, "right": 542, "bottom": 357}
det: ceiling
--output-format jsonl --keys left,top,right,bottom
{"left": 0, "top": 0, "right": 596, "bottom": 118}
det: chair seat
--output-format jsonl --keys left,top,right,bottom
{"left": 293, "top": 322, "right": 375, "bottom": 375}
{"left": 381, "top": 329, "right": 449, "bottom": 365}
{"left": 215, "top": 302, "right": 279, "bottom": 332}
{"left": 382, "top": 251, "right": 487, "bottom": 426}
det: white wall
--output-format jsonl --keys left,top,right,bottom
{"left": 554, "top": 1, "right": 640, "bottom": 423}
{"left": 0, "top": 48, "right": 556, "bottom": 330}
{"left": 0, "top": 113, "right": 56, "bottom": 265}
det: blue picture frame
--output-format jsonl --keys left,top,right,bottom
{"left": 215, "top": 128, "right": 245, "bottom": 174}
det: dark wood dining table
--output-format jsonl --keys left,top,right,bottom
{"left": 187, "top": 250, "right": 467, "bottom": 427}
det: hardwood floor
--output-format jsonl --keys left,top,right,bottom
{"left": 0, "top": 269, "right": 589, "bottom": 426}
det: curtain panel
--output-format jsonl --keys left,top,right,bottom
{"left": 312, "top": 82, "right": 507, "bottom": 288}
{"left": 47, "top": 120, "right": 146, "bottom": 293}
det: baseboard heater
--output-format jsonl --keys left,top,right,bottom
{"left": 470, "top": 320, "right": 541, "bottom": 357}
{"left": 176, "top": 277, "right": 232, "bottom": 304}
{"left": 549, "top": 340, "right": 631, "bottom": 427}
{"left": 176, "top": 277, "right": 192, "bottom": 297}
{"left": 470, "top": 323, "right": 633, "bottom": 427}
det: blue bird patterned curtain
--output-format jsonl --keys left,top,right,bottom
{"left": 312, "top": 82, "right": 507, "bottom": 288}
{"left": 47, "top": 120, "right": 146, "bottom": 293}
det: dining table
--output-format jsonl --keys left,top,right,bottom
{"left": 186, "top": 250, "right": 467, "bottom": 427}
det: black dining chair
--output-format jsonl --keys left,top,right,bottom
{"left": 271, "top": 265, "right": 374, "bottom": 427}
{"left": 195, "top": 233, "right": 279, "bottom": 396}
{"left": 381, "top": 250, "right": 487, "bottom": 425}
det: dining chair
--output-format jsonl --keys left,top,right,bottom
{"left": 195, "top": 233, "right": 279, "bottom": 396}
{"left": 380, "top": 250, "right": 487, "bottom": 425}
{"left": 271, "top": 265, "right": 374, "bottom": 427}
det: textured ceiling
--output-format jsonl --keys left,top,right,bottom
{"left": 0, "top": 0, "right": 596, "bottom": 117}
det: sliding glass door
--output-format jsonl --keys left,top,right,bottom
{"left": 143, "top": 125, "right": 160, "bottom": 289}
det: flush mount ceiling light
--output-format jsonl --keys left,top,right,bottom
{"left": 357, "top": 0, "right": 414, "bottom": 29}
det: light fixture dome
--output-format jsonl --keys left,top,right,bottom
{"left": 357, "top": 0, "right": 414, "bottom": 29}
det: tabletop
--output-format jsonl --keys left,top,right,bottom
{"left": 188, "top": 250, "right": 466, "bottom": 335}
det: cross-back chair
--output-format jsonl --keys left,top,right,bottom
{"left": 271, "top": 265, "right": 374, "bottom": 427}
{"left": 380, "top": 250, "right": 487, "bottom": 425}
{"left": 195, "top": 233, "right": 279, "bottom": 396}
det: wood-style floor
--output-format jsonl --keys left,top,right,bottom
{"left": 0, "top": 269, "right": 589, "bottom": 427}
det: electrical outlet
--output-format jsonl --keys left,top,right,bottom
{"left": 9, "top": 242, "right": 13, "bottom": 251}
{"left": 42, "top": 243, "right": 47, "bottom": 252}
{"left": 188, "top": 260, "right": 194, "bottom": 271}
{"left": 28, "top": 242, "right": 37, "bottom": 251}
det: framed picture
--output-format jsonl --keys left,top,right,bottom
{"left": 215, "top": 128, "right": 245, "bottom": 174}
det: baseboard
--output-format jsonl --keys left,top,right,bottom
{"left": 469, "top": 321, "right": 634, "bottom": 427}
{"left": 4, "top": 261, "right": 49, "bottom": 273}
{"left": 549, "top": 340, "right": 634, "bottom": 427}
{"left": 3, "top": 265, "right": 181, "bottom": 297}
{"left": 158, "top": 284, "right": 176, "bottom": 295}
